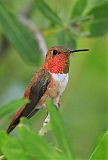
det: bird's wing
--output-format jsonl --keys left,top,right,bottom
{"left": 7, "top": 69, "right": 51, "bottom": 134}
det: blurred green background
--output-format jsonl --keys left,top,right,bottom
{"left": 0, "top": 0, "right": 107, "bottom": 159}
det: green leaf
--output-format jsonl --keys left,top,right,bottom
{"left": 58, "top": 29, "right": 76, "bottom": 49}
{"left": 87, "top": 2, "right": 108, "bottom": 36}
{"left": 0, "top": 99, "right": 28, "bottom": 118}
{"left": 2, "top": 139, "right": 29, "bottom": 160}
{"left": 89, "top": 131, "right": 108, "bottom": 160}
{"left": 0, "top": 131, "right": 9, "bottom": 155}
{"left": 35, "top": 0, "right": 63, "bottom": 25}
{"left": 48, "top": 101, "right": 73, "bottom": 160}
{"left": 0, "top": 1, "right": 41, "bottom": 65}
{"left": 71, "top": 0, "right": 87, "bottom": 18}
{"left": 18, "top": 126, "right": 57, "bottom": 160}
{"left": 84, "top": 0, "right": 108, "bottom": 14}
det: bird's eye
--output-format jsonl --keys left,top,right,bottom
{"left": 53, "top": 50, "right": 58, "bottom": 55}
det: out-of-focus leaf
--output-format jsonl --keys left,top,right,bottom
{"left": 0, "top": 131, "right": 9, "bottom": 155}
{"left": 58, "top": 29, "right": 76, "bottom": 49}
{"left": 89, "top": 131, "right": 108, "bottom": 160}
{"left": 2, "top": 139, "right": 28, "bottom": 160}
{"left": 87, "top": 2, "right": 108, "bottom": 36}
{"left": 18, "top": 126, "right": 57, "bottom": 160}
{"left": 0, "top": 1, "right": 41, "bottom": 65}
{"left": 84, "top": 0, "right": 107, "bottom": 14}
{"left": 48, "top": 101, "right": 73, "bottom": 160}
{"left": 71, "top": 0, "right": 87, "bottom": 18}
{"left": 0, "top": 99, "right": 28, "bottom": 118}
{"left": 35, "top": 0, "right": 63, "bottom": 25}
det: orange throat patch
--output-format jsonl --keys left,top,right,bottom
{"left": 43, "top": 54, "right": 69, "bottom": 74}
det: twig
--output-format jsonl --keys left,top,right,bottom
{"left": 38, "top": 120, "right": 51, "bottom": 136}
{"left": 19, "top": 0, "right": 47, "bottom": 59}
{"left": 19, "top": 15, "right": 47, "bottom": 59}
{"left": 20, "top": 0, "right": 34, "bottom": 17}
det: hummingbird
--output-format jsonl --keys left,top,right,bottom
{"left": 7, "top": 46, "right": 89, "bottom": 134}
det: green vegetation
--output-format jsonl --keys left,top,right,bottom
{"left": 0, "top": 101, "right": 107, "bottom": 160}
{"left": 0, "top": 0, "right": 107, "bottom": 159}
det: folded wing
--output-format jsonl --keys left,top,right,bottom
{"left": 7, "top": 69, "right": 51, "bottom": 134}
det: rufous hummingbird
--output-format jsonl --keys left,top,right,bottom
{"left": 7, "top": 46, "right": 89, "bottom": 134}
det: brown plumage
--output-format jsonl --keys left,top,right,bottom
{"left": 7, "top": 69, "right": 51, "bottom": 133}
{"left": 7, "top": 46, "right": 89, "bottom": 134}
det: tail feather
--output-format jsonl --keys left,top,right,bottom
{"left": 7, "top": 106, "right": 24, "bottom": 134}
{"left": 7, "top": 106, "right": 40, "bottom": 134}
{"left": 7, "top": 118, "right": 20, "bottom": 134}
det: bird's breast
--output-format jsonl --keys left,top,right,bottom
{"left": 50, "top": 73, "right": 69, "bottom": 96}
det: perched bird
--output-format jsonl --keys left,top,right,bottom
{"left": 7, "top": 46, "right": 88, "bottom": 134}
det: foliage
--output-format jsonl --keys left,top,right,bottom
{"left": 0, "top": 0, "right": 108, "bottom": 64}
{"left": 0, "top": 99, "right": 28, "bottom": 119}
{"left": 0, "top": 1, "right": 41, "bottom": 65}
{"left": 89, "top": 131, "right": 108, "bottom": 160}
{"left": 0, "top": 100, "right": 107, "bottom": 160}
{"left": 0, "top": 0, "right": 107, "bottom": 159}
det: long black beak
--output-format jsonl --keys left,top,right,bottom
{"left": 70, "top": 49, "right": 89, "bottom": 53}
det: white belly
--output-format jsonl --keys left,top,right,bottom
{"left": 51, "top": 73, "right": 69, "bottom": 95}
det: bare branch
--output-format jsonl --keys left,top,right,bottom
{"left": 39, "top": 113, "right": 51, "bottom": 136}
{"left": 19, "top": 15, "right": 47, "bottom": 59}
{"left": 19, "top": 1, "right": 47, "bottom": 59}
{"left": 20, "top": 0, "right": 34, "bottom": 17}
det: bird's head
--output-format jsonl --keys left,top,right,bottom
{"left": 43, "top": 46, "right": 89, "bottom": 74}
